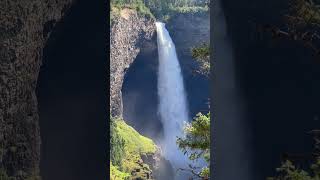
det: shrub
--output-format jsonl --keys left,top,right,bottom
{"left": 267, "top": 159, "right": 320, "bottom": 180}
{"left": 110, "top": 162, "right": 130, "bottom": 180}
{"left": 110, "top": 0, "right": 209, "bottom": 22}
{"left": 110, "top": 0, "right": 154, "bottom": 20}
{"left": 191, "top": 43, "right": 210, "bottom": 77}
{"left": 177, "top": 112, "right": 211, "bottom": 179}
{"left": 110, "top": 117, "right": 126, "bottom": 168}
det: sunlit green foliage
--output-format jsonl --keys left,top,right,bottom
{"left": 199, "top": 167, "right": 210, "bottom": 179}
{"left": 110, "top": 0, "right": 209, "bottom": 22}
{"left": 191, "top": 43, "right": 210, "bottom": 77}
{"left": 147, "top": 0, "right": 208, "bottom": 21}
{"left": 170, "top": 5, "right": 208, "bottom": 14}
{"left": 110, "top": 0, "right": 154, "bottom": 23}
{"left": 110, "top": 117, "right": 126, "bottom": 167}
{"left": 110, "top": 161, "right": 130, "bottom": 180}
{"left": 110, "top": 116, "right": 157, "bottom": 178}
{"left": 110, "top": 6, "right": 121, "bottom": 24}
{"left": 177, "top": 112, "right": 210, "bottom": 179}
{"left": 115, "top": 119, "right": 156, "bottom": 154}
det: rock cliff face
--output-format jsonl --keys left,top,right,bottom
{"left": 0, "top": 1, "right": 73, "bottom": 179}
{"left": 167, "top": 12, "right": 210, "bottom": 71}
{"left": 110, "top": 9, "right": 156, "bottom": 117}
{"left": 166, "top": 12, "right": 210, "bottom": 117}
{"left": 141, "top": 150, "right": 174, "bottom": 180}
{"left": 127, "top": 148, "right": 174, "bottom": 180}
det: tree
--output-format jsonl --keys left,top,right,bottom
{"left": 267, "top": 130, "right": 320, "bottom": 180}
{"left": 267, "top": 160, "right": 320, "bottom": 180}
{"left": 177, "top": 112, "right": 210, "bottom": 179}
{"left": 110, "top": 116, "right": 126, "bottom": 168}
{"left": 255, "top": 0, "right": 320, "bottom": 58}
{"left": 191, "top": 43, "right": 210, "bottom": 77}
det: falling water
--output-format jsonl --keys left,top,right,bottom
{"left": 156, "top": 22, "right": 190, "bottom": 178}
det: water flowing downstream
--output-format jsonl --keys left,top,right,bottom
{"left": 156, "top": 22, "right": 190, "bottom": 178}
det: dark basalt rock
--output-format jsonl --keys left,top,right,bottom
{"left": 140, "top": 150, "right": 175, "bottom": 180}
{"left": 0, "top": 1, "right": 74, "bottom": 179}
{"left": 110, "top": 9, "right": 156, "bottom": 118}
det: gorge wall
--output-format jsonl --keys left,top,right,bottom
{"left": 0, "top": 1, "right": 73, "bottom": 179}
{"left": 167, "top": 12, "right": 210, "bottom": 117}
{"left": 121, "top": 11, "right": 210, "bottom": 143}
{"left": 110, "top": 10, "right": 177, "bottom": 179}
{"left": 219, "top": 0, "right": 320, "bottom": 178}
{"left": 167, "top": 12, "right": 210, "bottom": 61}
{"left": 110, "top": 9, "right": 155, "bottom": 118}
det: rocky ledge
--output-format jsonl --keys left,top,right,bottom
{"left": 140, "top": 149, "right": 174, "bottom": 180}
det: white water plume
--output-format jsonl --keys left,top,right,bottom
{"left": 156, "top": 22, "right": 191, "bottom": 178}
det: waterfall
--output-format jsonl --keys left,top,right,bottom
{"left": 156, "top": 22, "right": 190, "bottom": 178}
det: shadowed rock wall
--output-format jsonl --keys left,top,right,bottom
{"left": 0, "top": 1, "right": 73, "bottom": 179}
{"left": 110, "top": 9, "right": 155, "bottom": 118}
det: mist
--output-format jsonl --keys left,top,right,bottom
{"left": 156, "top": 22, "right": 191, "bottom": 179}
{"left": 212, "top": 0, "right": 254, "bottom": 179}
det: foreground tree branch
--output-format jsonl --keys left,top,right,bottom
{"left": 253, "top": 0, "right": 320, "bottom": 59}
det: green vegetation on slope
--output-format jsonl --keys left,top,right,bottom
{"left": 110, "top": 0, "right": 208, "bottom": 23}
{"left": 111, "top": 0, "right": 154, "bottom": 22}
{"left": 110, "top": 117, "right": 126, "bottom": 167}
{"left": 110, "top": 116, "right": 157, "bottom": 180}
{"left": 110, "top": 162, "right": 130, "bottom": 180}
{"left": 144, "top": 0, "right": 208, "bottom": 17}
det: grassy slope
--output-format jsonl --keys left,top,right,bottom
{"left": 110, "top": 118, "right": 157, "bottom": 180}
{"left": 116, "top": 119, "right": 156, "bottom": 172}
{"left": 110, "top": 162, "right": 130, "bottom": 180}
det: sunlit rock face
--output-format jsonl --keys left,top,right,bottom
{"left": 0, "top": 1, "right": 73, "bottom": 179}
{"left": 110, "top": 9, "right": 155, "bottom": 118}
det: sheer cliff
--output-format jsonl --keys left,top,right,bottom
{"left": 110, "top": 8, "right": 155, "bottom": 117}
{"left": 0, "top": 1, "right": 73, "bottom": 179}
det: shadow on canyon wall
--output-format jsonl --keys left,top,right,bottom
{"left": 214, "top": 0, "right": 320, "bottom": 179}
{"left": 36, "top": 1, "right": 107, "bottom": 180}
{"left": 122, "top": 44, "right": 164, "bottom": 142}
